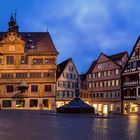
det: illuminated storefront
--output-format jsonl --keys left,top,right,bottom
{"left": 124, "top": 102, "right": 139, "bottom": 114}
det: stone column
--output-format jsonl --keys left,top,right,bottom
{"left": 12, "top": 99, "right": 16, "bottom": 109}
{"left": 38, "top": 98, "right": 43, "bottom": 110}
{"left": 51, "top": 98, "right": 56, "bottom": 111}
{"left": 25, "top": 98, "right": 30, "bottom": 110}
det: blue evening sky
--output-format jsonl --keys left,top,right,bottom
{"left": 0, "top": 0, "right": 140, "bottom": 73}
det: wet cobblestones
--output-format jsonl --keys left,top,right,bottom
{"left": 0, "top": 110, "right": 139, "bottom": 140}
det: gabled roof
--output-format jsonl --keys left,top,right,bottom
{"left": 109, "top": 51, "right": 128, "bottom": 61}
{"left": 57, "top": 58, "right": 71, "bottom": 79}
{"left": 57, "top": 58, "right": 79, "bottom": 79}
{"left": 122, "top": 36, "right": 140, "bottom": 73}
{"left": 87, "top": 51, "right": 128, "bottom": 74}
{"left": 0, "top": 32, "right": 58, "bottom": 55}
{"left": 87, "top": 60, "right": 97, "bottom": 74}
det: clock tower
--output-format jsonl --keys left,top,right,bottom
{"left": 0, "top": 15, "right": 25, "bottom": 54}
{"left": 8, "top": 14, "right": 19, "bottom": 33}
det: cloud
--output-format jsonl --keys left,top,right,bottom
{"left": 1, "top": 0, "right": 140, "bottom": 72}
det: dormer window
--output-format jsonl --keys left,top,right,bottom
{"left": 33, "top": 58, "right": 43, "bottom": 64}
{"left": 21, "top": 56, "right": 28, "bottom": 64}
{"left": 44, "top": 58, "right": 55, "bottom": 64}
{"left": 28, "top": 40, "right": 33, "bottom": 44}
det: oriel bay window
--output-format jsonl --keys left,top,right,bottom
{"left": 6, "top": 56, "right": 14, "bottom": 64}
{"left": 31, "top": 85, "right": 38, "bottom": 93}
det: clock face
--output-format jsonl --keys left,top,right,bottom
{"left": 9, "top": 35, "right": 16, "bottom": 41}
{"left": 9, "top": 45, "right": 15, "bottom": 52}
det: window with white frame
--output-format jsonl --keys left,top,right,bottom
{"left": 89, "top": 83, "right": 92, "bottom": 88}
{"left": 116, "top": 69, "right": 119, "bottom": 75}
{"left": 116, "top": 80, "right": 119, "bottom": 86}
{"left": 108, "top": 71, "right": 111, "bottom": 76}
{"left": 108, "top": 81, "right": 111, "bottom": 87}
{"left": 98, "top": 72, "right": 101, "bottom": 77}
{"left": 112, "top": 80, "right": 115, "bottom": 86}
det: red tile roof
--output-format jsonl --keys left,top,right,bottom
{"left": 87, "top": 60, "right": 97, "bottom": 74}
{"left": 0, "top": 32, "right": 58, "bottom": 55}
{"left": 87, "top": 51, "right": 128, "bottom": 74}
{"left": 109, "top": 51, "right": 128, "bottom": 61}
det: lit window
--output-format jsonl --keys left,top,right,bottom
{"left": 104, "top": 71, "right": 107, "bottom": 77}
{"left": 89, "top": 83, "right": 92, "bottom": 88}
{"left": 108, "top": 81, "right": 111, "bottom": 87}
{"left": 112, "top": 80, "right": 115, "bottom": 86}
{"left": 98, "top": 72, "right": 101, "bottom": 77}
{"left": 116, "top": 69, "right": 119, "bottom": 75}
{"left": 108, "top": 71, "right": 110, "bottom": 76}
{"left": 116, "top": 80, "right": 119, "bottom": 86}
{"left": 100, "top": 82, "right": 102, "bottom": 87}
{"left": 92, "top": 73, "right": 95, "bottom": 78}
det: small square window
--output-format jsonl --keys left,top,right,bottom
{"left": 6, "top": 56, "right": 14, "bottom": 65}
{"left": 31, "top": 85, "right": 38, "bottom": 92}
{"left": 7, "top": 85, "right": 14, "bottom": 93}
{"left": 45, "top": 85, "right": 52, "bottom": 92}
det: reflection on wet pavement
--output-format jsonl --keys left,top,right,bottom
{"left": 0, "top": 110, "right": 140, "bottom": 140}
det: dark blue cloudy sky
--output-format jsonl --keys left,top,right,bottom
{"left": 0, "top": 0, "right": 140, "bottom": 73}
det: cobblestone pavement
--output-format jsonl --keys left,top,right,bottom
{"left": 0, "top": 110, "right": 139, "bottom": 140}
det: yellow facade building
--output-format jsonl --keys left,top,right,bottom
{"left": 0, "top": 16, "right": 58, "bottom": 110}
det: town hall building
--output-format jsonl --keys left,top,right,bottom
{"left": 0, "top": 15, "right": 58, "bottom": 110}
